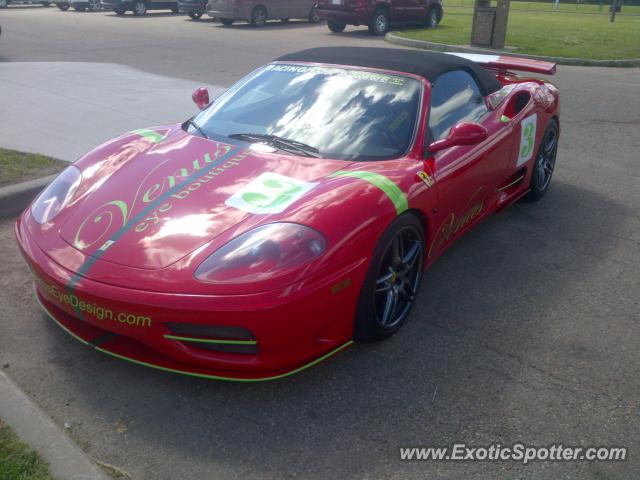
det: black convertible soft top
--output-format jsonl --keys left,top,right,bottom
{"left": 277, "top": 47, "right": 503, "bottom": 96}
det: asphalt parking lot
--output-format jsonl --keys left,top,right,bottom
{"left": 1, "top": 6, "right": 640, "bottom": 480}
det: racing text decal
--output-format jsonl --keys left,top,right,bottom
{"left": 428, "top": 189, "right": 484, "bottom": 259}
{"left": 35, "top": 276, "right": 151, "bottom": 328}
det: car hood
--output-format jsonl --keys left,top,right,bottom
{"left": 58, "top": 127, "right": 349, "bottom": 270}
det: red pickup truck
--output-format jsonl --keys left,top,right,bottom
{"left": 316, "top": 0, "right": 443, "bottom": 35}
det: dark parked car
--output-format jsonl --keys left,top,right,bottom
{"left": 178, "top": 0, "right": 207, "bottom": 19}
{"left": 206, "top": 0, "right": 320, "bottom": 27}
{"left": 102, "top": 0, "right": 178, "bottom": 15}
{"left": 71, "top": 0, "right": 101, "bottom": 10}
{"left": 316, "top": 0, "right": 442, "bottom": 35}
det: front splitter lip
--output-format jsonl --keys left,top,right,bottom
{"left": 35, "top": 288, "right": 354, "bottom": 382}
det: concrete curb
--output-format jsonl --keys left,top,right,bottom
{"left": 0, "top": 174, "right": 56, "bottom": 219}
{"left": 385, "top": 33, "right": 640, "bottom": 67}
{"left": 0, "top": 369, "right": 112, "bottom": 480}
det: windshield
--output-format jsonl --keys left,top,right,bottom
{"left": 190, "top": 64, "right": 423, "bottom": 161}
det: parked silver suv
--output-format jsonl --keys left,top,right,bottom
{"left": 207, "top": 0, "right": 320, "bottom": 27}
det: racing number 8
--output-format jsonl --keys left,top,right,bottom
{"left": 241, "top": 178, "right": 303, "bottom": 210}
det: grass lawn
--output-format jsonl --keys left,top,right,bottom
{"left": 0, "top": 420, "right": 52, "bottom": 480}
{"left": 0, "top": 149, "right": 66, "bottom": 187}
{"left": 394, "top": 1, "right": 640, "bottom": 59}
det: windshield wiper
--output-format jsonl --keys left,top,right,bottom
{"left": 228, "top": 133, "right": 321, "bottom": 158}
{"left": 184, "top": 119, "right": 209, "bottom": 139}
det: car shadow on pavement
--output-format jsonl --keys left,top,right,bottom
{"left": 213, "top": 20, "right": 325, "bottom": 31}
{"left": 106, "top": 12, "right": 182, "bottom": 18}
{"left": 323, "top": 27, "right": 390, "bottom": 38}
{"left": 17, "top": 179, "right": 636, "bottom": 479}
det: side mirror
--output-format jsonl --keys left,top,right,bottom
{"left": 428, "top": 122, "right": 488, "bottom": 154}
{"left": 192, "top": 87, "right": 210, "bottom": 110}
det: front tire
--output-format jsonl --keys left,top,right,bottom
{"left": 354, "top": 214, "right": 425, "bottom": 342}
{"left": 132, "top": 0, "right": 146, "bottom": 15}
{"left": 525, "top": 119, "right": 558, "bottom": 201}
{"left": 368, "top": 7, "right": 389, "bottom": 35}
{"left": 250, "top": 5, "right": 267, "bottom": 27}
{"left": 56, "top": 2, "right": 69, "bottom": 9}
{"left": 308, "top": 4, "right": 320, "bottom": 23}
{"left": 88, "top": 0, "right": 100, "bottom": 11}
{"left": 327, "top": 19, "right": 345, "bottom": 32}
{"left": 188, "top": 11, "right": 202, "bottom": 19}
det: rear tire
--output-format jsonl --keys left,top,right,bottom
{"left": 250, "top": 5, "right": 267, "bottom": 26}
{"left": 525, "top": 119, "right": 559, "bottom": 202}
{"left": 354, "top": 214, "right": 425, "bottom": 342}
{"left": 88, "top": 0, "right": 100, "bottom": 11}
{"left": 220, "top": 17, "right": 234, "bottom": 25}
{"left": 327, "top": 19, "right": 345, "bottom": 32}
{"left": 132, "top": 0, "right": 146, "bottom": 15}
{"left": 188, "top": 10, "right": 202, "bottom": 19}
{"left": 368, "top": 7, "right": 389, "bottom": 35}
{"left": 425, "top": 6, "right": 438, "bottom": 27}
{"left": 56, "top": 2, "right": 69, "bottom": 9}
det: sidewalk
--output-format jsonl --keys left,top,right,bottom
{"left": 0, "top": 62, "right": 225, "bottom": 161}
{"left": 0, "top": 369, "right": 112, "bottom": 480}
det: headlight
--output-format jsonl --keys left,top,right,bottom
{"left": 194, "top": 223, "right": 326, "bottom": 284}
{"left": 31, "top": 166, "right": 82, "bottom": 224}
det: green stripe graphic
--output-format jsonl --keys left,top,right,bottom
{"left": 329, "top": 170, "right": 408, "bottom": 215}
{"left": 164, "top": 334, "right": 257, "bottom": 345}
{"left": 132, "top": 129, "right": 166, "bottom": 143}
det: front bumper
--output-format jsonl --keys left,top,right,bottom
{"left": 316, "top": 7, "right": 363, "bottom": 25}
{"left": 101, "top": 0, "right": 129, "bottom": 8}
{"left": 178, "top": 2, "right": 205, "bottom": 13}
{"left": 206, "top": 8, "right": 237, "bottom": 18}
{"left": 206, "top": 0, "right": 245, "bottom": 18}
{"left": 16, "top": 215, "right": 366, "bottom": 381}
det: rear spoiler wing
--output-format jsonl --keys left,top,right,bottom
{"left": 446, "top": 52, "right": 557, "bottom": 75}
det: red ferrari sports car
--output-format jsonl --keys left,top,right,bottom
{"left": 16, "top": 47, "right": 559, "bottom": 381}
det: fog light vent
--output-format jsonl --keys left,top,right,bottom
{"left": 164, "top": 323, "right": 257, "bottom": 355}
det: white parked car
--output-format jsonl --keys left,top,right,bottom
{"left": 0, "top": 0, "right": 52, "bottom": 6}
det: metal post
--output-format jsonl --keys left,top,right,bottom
{"left": 610, "top": 0, "right": 617, "bottom": 21}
